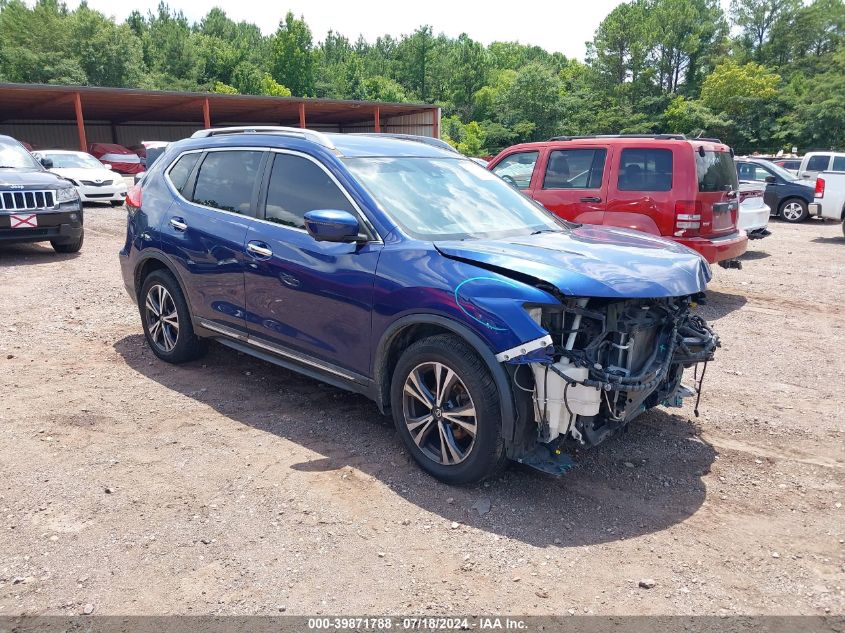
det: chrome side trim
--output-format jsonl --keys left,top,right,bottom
{"left": 494, "top": 335, "right": 554, "bottom": 363}
{"left": 197, "top": 318, "right": 359, "bottom": 381}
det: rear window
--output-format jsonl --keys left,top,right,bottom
{"left": 190, "top": 150, "right": 263, "bottom": 214}
{"left": 167, "top": 152, "right": 200, "bottom": 193}
{"left": 833, "top": 156, "right": 845, "bottom": 172}
{"left": 618, "top": 149, "right": 672, "bottom": 192}
{"left": 696, "top": 151, "right": 738, "bottom": 193}
{"left": 806, "top": 155, "right": 830, "bottom": 172}
{"left": 543, "top": 149, "right": 606, "bottom": 189}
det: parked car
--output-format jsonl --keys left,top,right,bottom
{"left": 735, "top": 157, "right": 816, "bottom": 223}
{"left": 120, "top": 127, "right": 719, "bottom": 484}
{"left": 0, "top": 135, "right": 83, "bottom": 252}
{"left": 809, "top": 172, "right": 845, "bottom": 238}
{"left": 89, "top": 142, "right": 143, "bottom": 174}
{"left": 34, "top": 150, "right": 127, "bottom": 206}
{"left": 773, "top": 158, "right": 801, "bottom": 174}
{"left": 132, "top": 144, "right": 170, "bottom": 185}
{"left": 487, "top": 134, "right": 747, "bottom": 266}
{"left": 130, "top": 141, "right": 170, "bottom": 168}
{"left": 737, "top": 183, "right": 770, "bottom": 239}
{"left": 797, "top": 151, "right": 845, "bottom": 180}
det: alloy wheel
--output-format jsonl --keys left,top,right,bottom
{"left": 145, "top": 284, "right": 179, "bottom": 352}
{"left": 402, "top": 361, "right": 477, "bottom": 465}
{"left": 781, "top": 201, "right": 805, "bottom": 221}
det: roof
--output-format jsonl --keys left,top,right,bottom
{"left": 0, "top": 83, "right": 435, "bottom": 125}
{"left": 502, "top": 136, "right": 731, "bottom": 154}
{"left": 330, "top": 134, "right": 460, "bottom": 158}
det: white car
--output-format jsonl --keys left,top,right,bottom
{"left": 809, "top": 171, "right": 845, "bottom": 238}
{"left": 797, "top": 151, "right": 845, "bottom": 181}
{"left": 738, "top": 183, "right": 771, "bottom": 240}
{"left": 35, "top": 150, "right": 127, "bottom": 206}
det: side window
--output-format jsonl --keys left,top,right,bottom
{"left": 543, "top": 149, "right": 606, "bottom": 189}
{"left": 833, "top": 156, "right": 845, "bottom": 171}
{"left": 190, "top": 150, "right": 264, "bottom": 214}
{"left": 167, "top": 152, "right": 200, "bottom": 193}
{"left": 264, "top": 154, "right": 355, "bottom": 229}
{"left": 491, "top": 151, "right": 539, "bottom": 189}
{"left": 806, "top": 155, "right": 830, "bottom": 172}
{"left": 618, "top": 148, "right": 673, "bottom": 192}
{"left": 754, "top": 165, "right": 772, "bottom": 181}
{"left": 736, "top": 162, "right": 753, "bottom": 181}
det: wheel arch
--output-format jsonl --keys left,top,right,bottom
{"left": 134, "top": 251, "right": 194, "bottom": 315}
{"left": 373, "top": 314, "right": 519, "bottom": 453}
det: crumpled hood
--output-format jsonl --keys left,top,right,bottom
{"left": 435, "top": 225, "right": 712, "bottom": 299}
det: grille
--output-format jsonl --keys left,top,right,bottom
{"left": 80, "top": 180, "right": 112, "bottom": 187}
{"left": 0, "top": 190, "right": 56, "bottom": 211}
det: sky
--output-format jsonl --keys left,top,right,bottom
{"left": 60, "top": 0, "right": 734, "bottom": 61}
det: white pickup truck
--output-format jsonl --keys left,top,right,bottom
{"left": 809, "top": 171, "right": 845, "bottom": 237}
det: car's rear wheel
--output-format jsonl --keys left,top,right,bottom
{"left": 779, "top": 198, "right": 809, "bottom": 223}
{"left": 390, "top": 334, "right": 506, "bottom": 484}
{"left": 51, "top": 231, "right": 83, "bottom": 253}
{"left": 140, "top": 269, "right": 207, "bottom": 363}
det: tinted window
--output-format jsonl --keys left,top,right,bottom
{"left": 543, "top": 149, "right": 606, "bottom": 189}
{"left": 806, "top": 155, "right": 830, "bottom": 172}
{"left": 696, "top": 151, "right": 738, "bottom": 192}
{"left": 265, "top": 154, "right": 355, "bottom": 229}
{"left": 167, "top": 152, "right": 200, "bottom": 193}
{"left": 618, "top": 148, "right": 673, "bottom": 192}
{"left": 190, "top": 151, "right": 263, "bottom": 214}
{"left": 833, "top": 156, "right": 845, "bottom": 171}
{"left": 491, "top": 151, "right": 538, "bottom": 189}
{"left": 737, "top": 162, "right": 771, "bottom": 182}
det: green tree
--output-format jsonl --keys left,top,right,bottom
{"left": 271, "top": 11, "right": 314, "bottom": 96}
{"left": 495, "top": 63, "right": 563, "bottom": 141}
{"left": 730, "top": 0, "right": 801, "bottom": 57}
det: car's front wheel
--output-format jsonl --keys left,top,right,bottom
{"left": 140, "top": 270, "right": 207, "bottom": 363}
{"left": 390, "top": 334, "right": 506, "bottom": 484}
{"left": 779, "top": 198, "right": 809, "bottom": 223}
{"left": 51, "top": 230, "right": 83, "bottom": 253}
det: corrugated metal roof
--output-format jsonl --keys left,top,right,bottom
{"left": 0, "top": 83, "right": 436, "bottom": 126}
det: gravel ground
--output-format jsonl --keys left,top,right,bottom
{"left": 0, "top": 207, "right": 843, "bottom": 616}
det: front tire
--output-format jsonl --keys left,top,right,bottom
{"left": 51, "top": 230, "right": 83, "bottom": 253}
{"left": 140, "top": 270, "right": 207, "bottom": 363}
{"left": 779, "top": 198, "right": 809, "bottom": 223}
{"left": 390, "top": 334, "right": 506, "bottom": 484}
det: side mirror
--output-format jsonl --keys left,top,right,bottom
{"left": 303, "top": 209, "right": 361, "bottom": 243}
{"left": 40, "top": 157, "right": 53, "bottom": 169}
{"left": 765, "top": 175, "right": 777, "bottom": 184}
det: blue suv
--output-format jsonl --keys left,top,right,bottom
{"left": 119, "top": 127, "right": 718, "bottom": 484}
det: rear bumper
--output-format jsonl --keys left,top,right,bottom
{"left": 809, "top": 202, "right": 839, "bottom": 220}
{"left": 738, "top": 204, "right": 770, "bottom": 233}
{"left": 0, "top": 209, "right": 83, "bottom": 244}
{"left": 674, "top": 230, "right": 748, "bottom": 264}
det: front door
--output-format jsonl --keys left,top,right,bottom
{"left": 160, "top": 148, "right": 266, "bottom": 334}
{"left": 531, "top": 147, "right": 609, "bottom": 225}
{"left": 243, "top": 151, "right": 381, "bottom": 376}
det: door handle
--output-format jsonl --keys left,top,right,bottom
{"left": 246, "top": 241, "right": 273, "bottom": 259}
{"left": 169, "top": 217, "right": 188, "bottom": 232}
{"left": 580, "top": 196, "right": 602, "bottom": 203}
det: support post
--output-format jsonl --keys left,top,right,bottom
{"left": 203, "top": 98, "right": 211, "bottom": 129}
{"left": 432, "top": 107, "right": 440, "bottom": 139}
{"left": 74, "top": 92, "right": 87, "bottom": 152}
{"left": 299, "top": 102, "right": 306, "bottom": 128}
{"left": 374, "top": 106, "right": 381, "bottom": 133}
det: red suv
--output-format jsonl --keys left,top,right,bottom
{"left": 488, "top": 134, "right": 747, "bottom": 265}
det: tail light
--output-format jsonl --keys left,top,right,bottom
{"left": 674, "top": 200, "right": 702, "bottom": 237}
{"left": 815, "top": 177, "right": 825, "bottom": 198}
{"left": 739, "top": 189, "right": 763, "bottom": 203}
{"left": 125, "top": 184, "right": 142, "bottom": 212}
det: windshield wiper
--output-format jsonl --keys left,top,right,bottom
{"left": 530, "top": 228, "right": 561, "bottom": 235}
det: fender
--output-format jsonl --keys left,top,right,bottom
{"left": 374, "top": 313, "right": 520, "bottom": 454}
{"left": 133, "top": 249, "right": 199, "bottom": 324}
{"left": 600, "top": 211, "right": 662, "bottom": 236}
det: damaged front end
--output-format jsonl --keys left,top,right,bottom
{"left": 504, "top": 295, "right": 719, "bottom": 465}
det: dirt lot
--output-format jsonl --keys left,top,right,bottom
{"left": 0, "top": 207, "right": 843, "bottom": 617}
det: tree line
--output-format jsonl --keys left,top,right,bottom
{"left": 1, "top": 0, "right": 843, "bottom": 155}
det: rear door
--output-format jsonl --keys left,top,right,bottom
{"left": 695, "top": 149, "right": 739, "bottom": 236}
{"left": 605, "top": 146, "right": 675, "bottom": 235}
{"left": 160, "top": 148, "right": 266, "bottom": 335}
{"left": 531, "top": 147, "right": 608, "bottom": 224}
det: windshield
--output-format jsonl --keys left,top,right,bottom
{"left": 764, "top": 161, "right": 798, "bottom": 181}
{"left": 344, "top": 157, "right": 563, "bottom": 240}
{"left": 0, "top": 139, "right": 41, "bottom": 170}
{"left": 696, "top": 151, "right": 738, "bottom": 193}
{"left": 44, "top": 152, "right": 105, "bottom": 169}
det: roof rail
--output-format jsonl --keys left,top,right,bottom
{"left": 692, "top": 136, "right": 724, "bottom": 144}
{"left": 548, "top": 133, "right": 688, "bottom": 142}
{"left": 191, "top": 126, "right": 336, "bottom": 151}
{"left": 354, "top": 133, "right": 460, "bottom": 154}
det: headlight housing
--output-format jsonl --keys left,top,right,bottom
{"left": 56, "top": 187, "right": 80, "bottom": 204}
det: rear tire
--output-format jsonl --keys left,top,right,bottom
{"left": 140, "top": 269, "right": 207, "bottom": 363}
{"left": 51, "top": 231, "right": 83, "bottom": 253}
{"left": 779, "top": 198, "right": 809, "bottom": 223}
{"left": 390, "top": 334, "right": 506, "bottom": 484}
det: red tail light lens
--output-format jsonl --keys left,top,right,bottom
{"left": 815, "top": 177, "right": 825, "bottom": 198}
{"left": 674, "top": 200, "right": 702, "bottom": 237}
{"left": 125, "top": 184, "right": 142, "bottom": 210}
